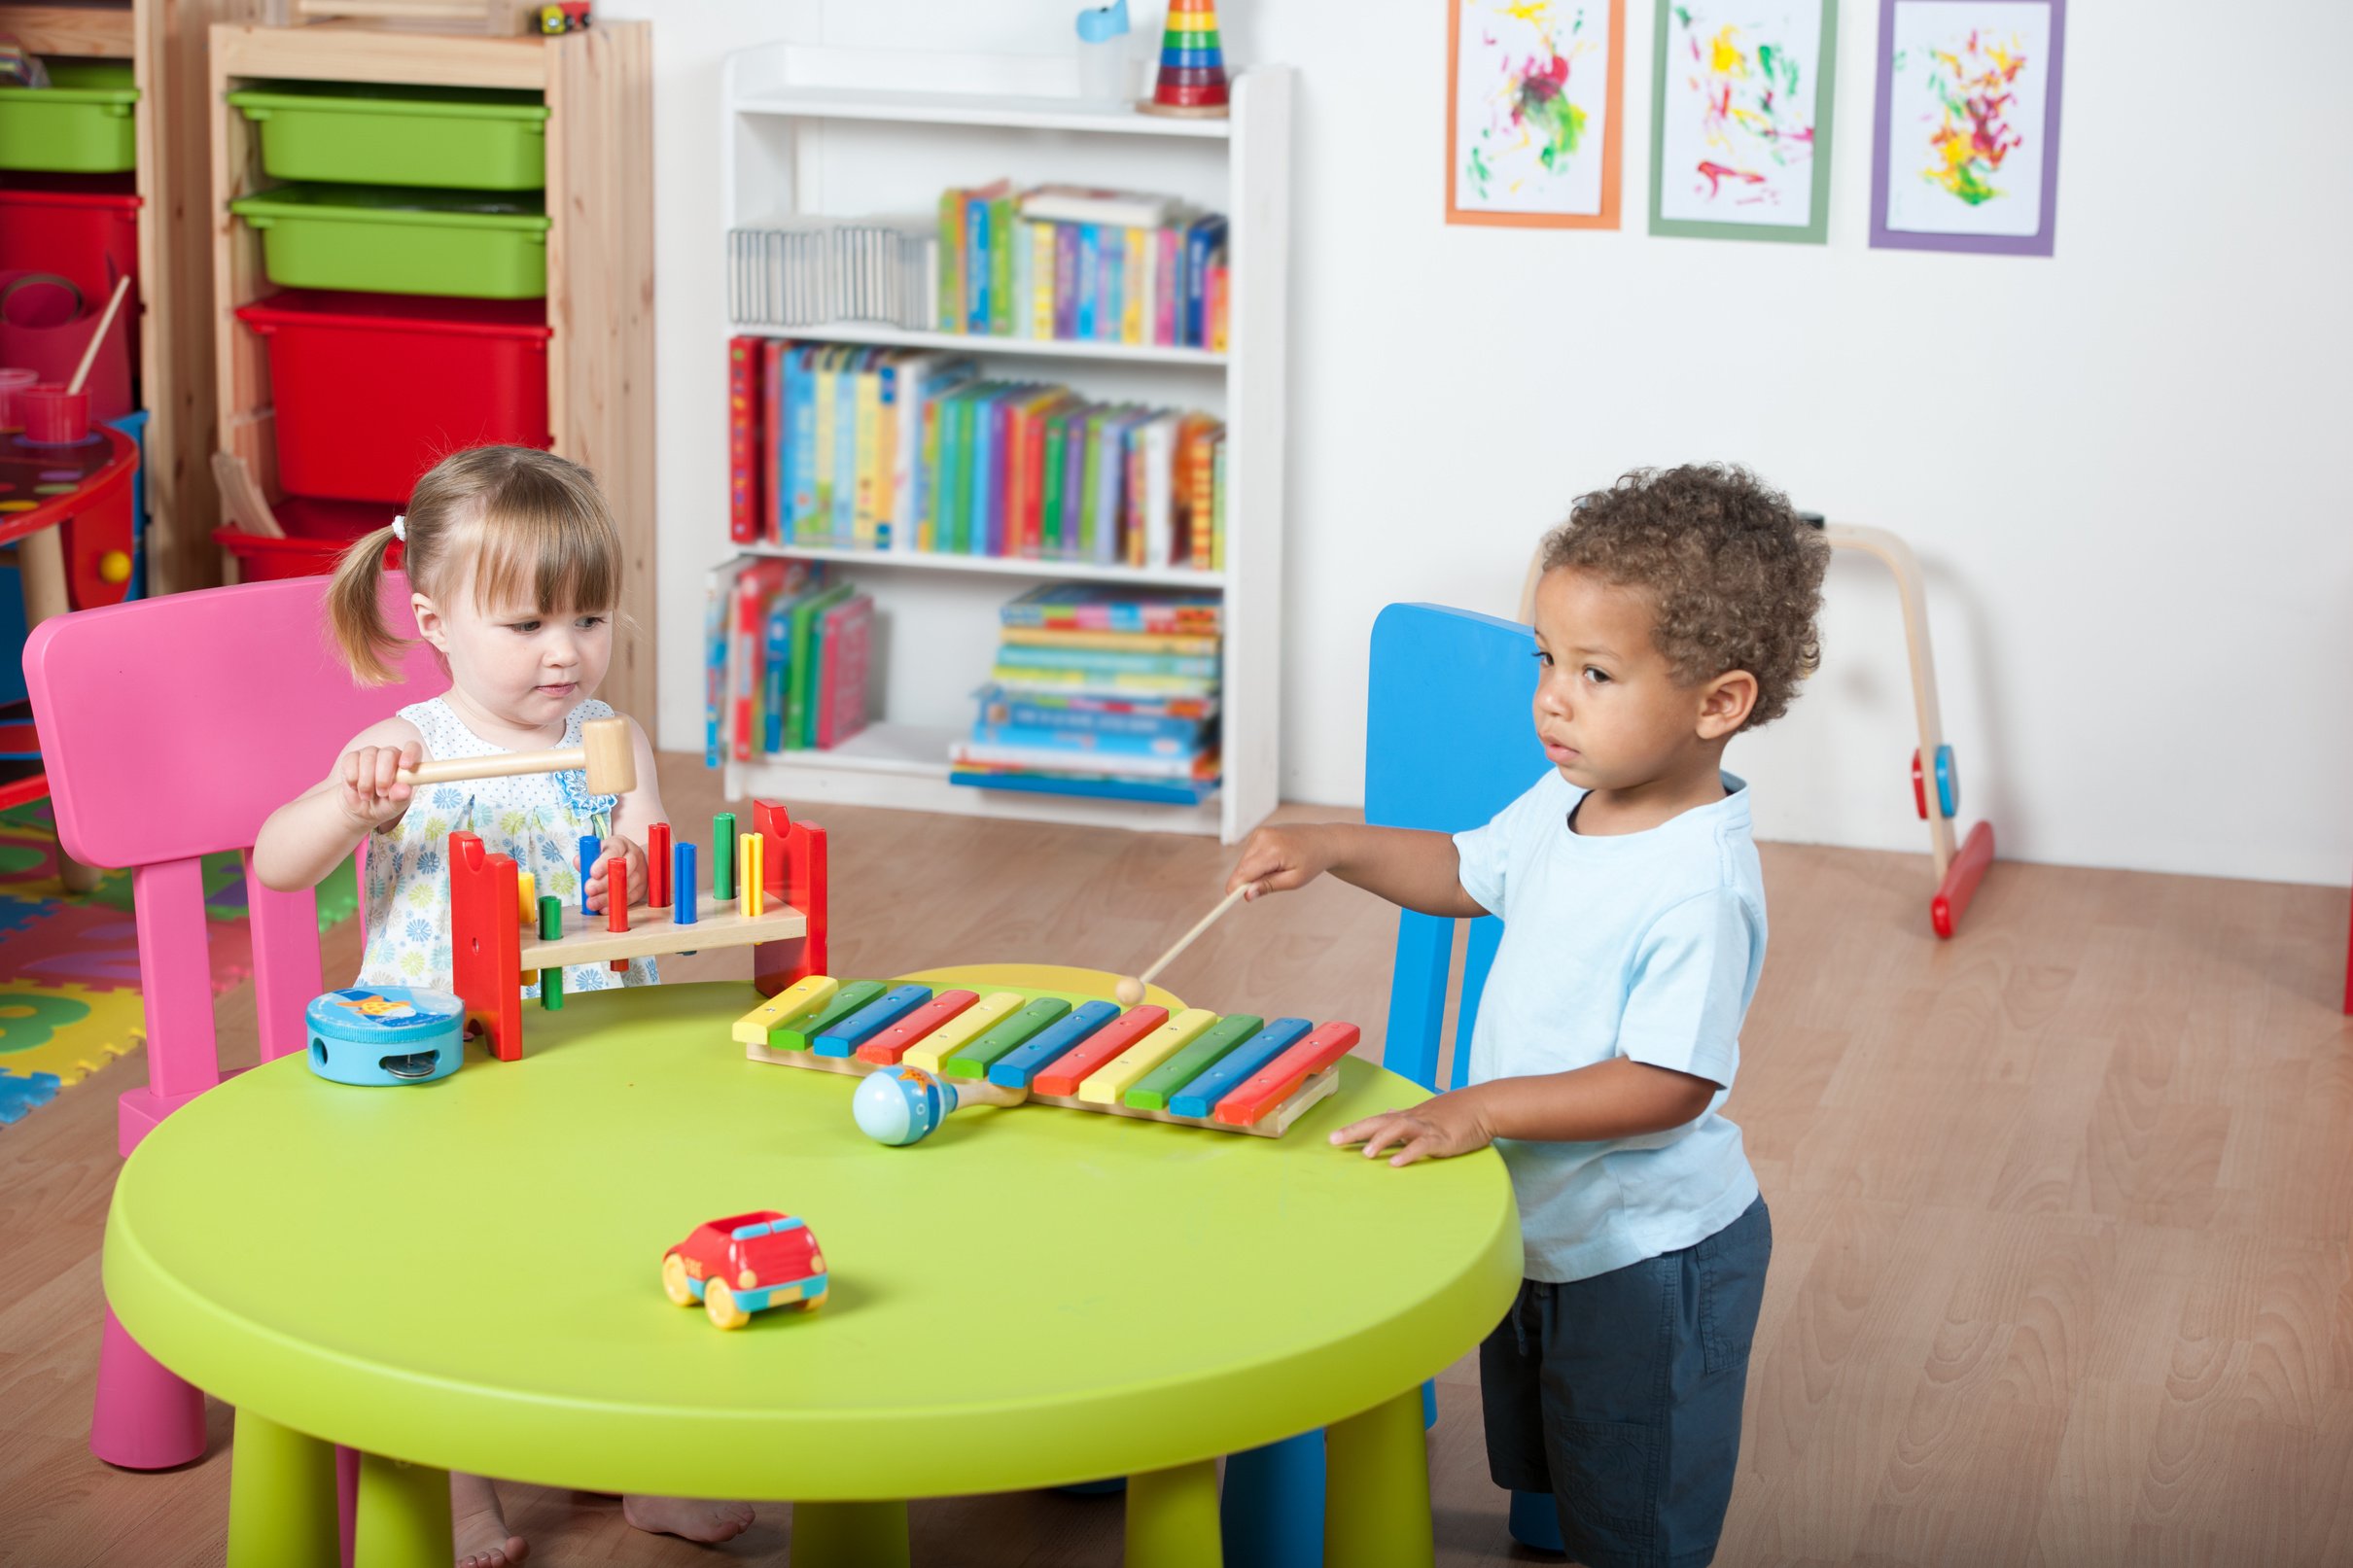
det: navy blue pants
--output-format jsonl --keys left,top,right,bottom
{"left": 1480, "top": 1199, "right": 1772, "bottom": 1568}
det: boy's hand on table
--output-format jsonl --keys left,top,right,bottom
{"left": 1331, "top": 1089, "right": 1496, "bottom": 1167}
{"left": 1228, "top": 824, "right": 1336, "bottom": 898}
{"left": 585, "top": 837, "right": 646, "bottom": 914}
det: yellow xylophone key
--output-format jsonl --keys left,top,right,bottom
{"left": 903, "top": 992, "right": 1025, "bottom": 1074}
{"left": 1077, "top": 1008, "right": 1218, "bottom": 1104}
{"left": 732, "top": 975, "right": 840, "bottom": 1047}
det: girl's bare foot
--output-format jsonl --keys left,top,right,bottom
{"left": 621, "top": 1493, "right": 755, "bottom": 1543}
{"left": 451, "top": 1472, "right": 530, "bottom": 1568}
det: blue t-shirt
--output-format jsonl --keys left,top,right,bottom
{"left": 1453, "top": 769, "right": 1765, "bottom": 1283}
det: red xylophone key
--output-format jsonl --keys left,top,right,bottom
{"left": 1212, "top": 1023, "right": 1360, "bottom": 1128}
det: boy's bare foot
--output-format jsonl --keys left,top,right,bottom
{"left": 621, "top": 1493, "right": 755, "bottom": 1543}
{"left": 451, "top": 1472, "right": 530, "bottom": 1568}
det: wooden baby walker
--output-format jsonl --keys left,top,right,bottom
{"left": 1519, "top": 514, "right": 1998, "bottom": 938}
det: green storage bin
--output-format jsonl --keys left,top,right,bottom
{"left": 227, "top": 82, "right": 547, "bottom": 192}
{"left": 0, "top": 60, "right": 140, "bottom": 174}
{"left": 228, "top": 184, "right": 549, "bottom": 299}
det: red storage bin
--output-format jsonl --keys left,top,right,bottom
{"left": 216, "top": 495, "right": 400, "bottom": 582}
{"left": 0, "top": 175, "right": 141, "bottom": 354}
{"left": 233, "top": 290, "right": 552, "bottom": 505}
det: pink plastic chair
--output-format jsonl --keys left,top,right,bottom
{"left": 23, "top": 572, "right": 443, "bottom": 1471}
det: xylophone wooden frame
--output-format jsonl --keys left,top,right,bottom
{"left": 740, "top": 1015, "right": 1345, "bottom": 1139}
{"left": 450, "top": 799, "right": 829, "bottom": 1062}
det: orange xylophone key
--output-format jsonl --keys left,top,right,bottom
{"left": 1212, "top": 1023, "right": 1360, "bottom": 1127}
{"left": 1031, "top": 1005, "right": 1169, "bottom": 1098}
{"left": 856, "top": 990, "right": 981, "bottom": 1064}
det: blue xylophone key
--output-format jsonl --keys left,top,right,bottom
{"left": 989, "top": 999, "right": 1120, "bottom": 1089}
{"left": 813, "top": 984, "right": 933, "bottom": 1058}
{"left": 1169, "top": 1017, "right": 1313, "bottom": 1119}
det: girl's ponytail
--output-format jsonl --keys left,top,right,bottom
{"left": 325, "top": 524, "right": 406, "bottom": 684}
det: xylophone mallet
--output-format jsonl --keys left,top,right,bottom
{"left": 852, "top": 1064, "right": 1027, "bottom": 1148}
{"left": 1113, "top": 883, "right": 1259, "bottom": 1008}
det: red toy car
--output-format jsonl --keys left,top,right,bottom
{"left": 662, "top": 1210, "right": 827, "bottom": 1329}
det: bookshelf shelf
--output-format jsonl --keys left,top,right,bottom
{"left": 730, "top": 322, "right": 1225, "bottom": 368}
{"left": 731, "top": 86, "right": 1233, "bottom": 141}
{"left": 733, "top": 722, "right": 1224, "bottom": 837}
{"left": 744, "top": 541, "right": 1224, "bottom": 590}
{"left": 716, "top": 42, "right": 1289, "bottom": 845}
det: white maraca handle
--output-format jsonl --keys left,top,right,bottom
{"left": 853, "top": 1065, "right": 1027, "bottom": 1147}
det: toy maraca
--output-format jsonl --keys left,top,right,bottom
{"left": 852, "top": 1064, "right": 1027, "bottom": 1147}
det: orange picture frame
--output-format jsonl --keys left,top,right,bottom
{"left": 1445, "top": 0, "right": 1625, "bottom": 229}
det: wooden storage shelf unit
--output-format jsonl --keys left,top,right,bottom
{"left": 2, "top": 0, "right": 262, "bottom": 598}
{"left": 207, "top": 17, "right": 655, "bottom": 719}
{"left": 715, "top": 44, "right": 1291, "bottom": 844}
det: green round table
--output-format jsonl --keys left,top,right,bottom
{"left": 104, "top": 968, "right": 1520, "bottom": 1567}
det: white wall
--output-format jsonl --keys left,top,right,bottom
{"left": 615, "top": 0, "right": 2353, "bottom": 888}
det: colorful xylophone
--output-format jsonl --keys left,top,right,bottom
{"left": 736, "top": 976, "right": 1360, "bottom": 1138}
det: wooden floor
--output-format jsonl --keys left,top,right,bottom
{"left": 5, "top": 752, "right": 2351, "bottom": 1567}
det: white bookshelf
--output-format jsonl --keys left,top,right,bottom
{"left": 716, "top": 43, "right": 1292, "bottom": 844}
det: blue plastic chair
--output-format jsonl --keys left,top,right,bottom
{"left": 1220, "top": 603, "right": 1563, "bottom": 1564}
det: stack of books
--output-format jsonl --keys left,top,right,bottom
{"left": 704, "top": 555, "right": 874, "bottom": 764}
{"left": 727, "top": 219, "right": 938, "bottom": 331}
{"left": 727, "top": 339, "right": 1226, "bottom": 571}
{"left": 950, "top": 585, "right": 1222, "bottom": 807}
{"left": 940, "top": 183, "right": 1230, "bottom": 350}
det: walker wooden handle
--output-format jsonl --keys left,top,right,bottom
{"left": 396, "top": 716, "right": 635, "bottom": 795}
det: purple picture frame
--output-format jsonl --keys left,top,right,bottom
{"left": 1869, "top": 0, "right": 2066, "bottom": 256}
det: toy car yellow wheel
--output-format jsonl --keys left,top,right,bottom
{"left": 661, "top": 1254, "right": 695, "bottom": 1307}
{"left": 704, "top": 1278, "right": 751, "bottom": 1330}
{"left": 796, "top": 1288, "right": 827, "bottom": 1311}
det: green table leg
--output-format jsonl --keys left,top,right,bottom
{"left": 1127, "top": 1459, "right": 1221, "bottom": 1568}
{"left": 355, "top": 1450, "right": 451, "bottom": 1568}
{"left": 790, "top": 1500, "right": 909, "bottom": 1568}
{"left": 1324, "top": 1386, "right": 1433, "bottom": 1567}
{"left": 226, "top": 1408, "right": 338, "bottom": 1568}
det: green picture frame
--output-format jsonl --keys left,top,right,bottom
{"left": 1648, "top": 0, "right": 1839, "bottom": 243}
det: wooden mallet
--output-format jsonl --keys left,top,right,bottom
{"left": 1114, "top": 883, "right": 1259, "bottom": 1008}
{"left": 398, "top": 714, "right": 636, "bottom": 795}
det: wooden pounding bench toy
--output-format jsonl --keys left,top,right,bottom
{"left": 446, "top": 762, "right": 829, "bottom": 1062}
{"left": 737, "top": 977, "right": 1359, "bottom": 1139}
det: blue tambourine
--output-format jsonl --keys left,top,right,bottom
{"left": 304, "top": 987, "right": 467, "bottom": 1086}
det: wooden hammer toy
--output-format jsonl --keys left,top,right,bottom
{"left": 397, "top": 715, "right": 636, "bottom": 794}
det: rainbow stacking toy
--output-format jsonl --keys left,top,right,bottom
{"left": 1139, "top": 0, "right": 1230, "bottom": 119}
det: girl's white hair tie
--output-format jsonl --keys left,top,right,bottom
{"left": 391, "top": 514, "right": 406, "bottom": 541}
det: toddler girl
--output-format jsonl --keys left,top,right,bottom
{"left": 255, "top": 445, "right": 754, "bottom": 1567}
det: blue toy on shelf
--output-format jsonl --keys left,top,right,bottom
{"left": 304, "top": 987, "right": 467, "bottom": 1086}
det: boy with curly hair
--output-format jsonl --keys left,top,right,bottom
{"left": 1228, "top": 464, "right": 1829, "bottom": 1567}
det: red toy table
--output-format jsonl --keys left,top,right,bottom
{"left": 1, "top": 425, "right": 139, "bottom": 829}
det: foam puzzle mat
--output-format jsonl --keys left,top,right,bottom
{"left": 0, "top": 802, "right": 360, "bottom": 1127}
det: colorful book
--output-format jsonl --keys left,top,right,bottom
{"left": 1122, "top": 227, "right": 1149, "bottom": 346}
{"left": 1075, "top": 226, "right": 1100, "bottom": 340}
{"left": 788, "top": 582, "right": 856, "bottom": 748}
{"left": 986, "top": 186, "right": 1016, "bottom": 337}
{"left": 727, "top": 337, "right": 760, "bottom": 543}
{"left": 787, "top": 345, "right": 820, "bottom": 540}
{"left": 1182, "top": 216, "right": 1227, "bottom": 347}
{"left": 1018, "top": 186, "right": 1181, "bottom": 227}
{"left": 946, "top": 762, "right": 1217, "bottom": 807}
{"left": 938, "top": 186, "right": 966, "bottom": 334}
{"left": 1029, "top": 219, "right": 1057, "bottom": 339}
{"left": 1054, "top": 225, "right": 1080, "bottom": 339}
{"left": 703, "top": 556, "right": 745, "bottom": 766}
{"left": 1000, "top": 627, "right": 1220, "bottom": 656}
{"left": 999, "top": 583, "right": 1224, "bottom": 634}
{"left": 817, "top": 593, "right": 874, "bottom": 749}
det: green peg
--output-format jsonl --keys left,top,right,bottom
{"left": 713, "top": 813, "right": 737, "bottom": 902}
